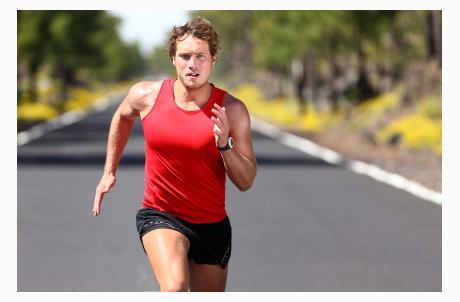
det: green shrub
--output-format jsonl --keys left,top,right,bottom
{"left": 351, "top": 91, "right": 401, "bottom": 129}
{"left": 417, "top": 96, "right": 442, "bottom": 119}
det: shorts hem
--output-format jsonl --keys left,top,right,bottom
{"left": 139, "top": 225, "right": 186, "bottom": 253}
{"left": 136, "top": 208, "right": 232, "bottom": 266}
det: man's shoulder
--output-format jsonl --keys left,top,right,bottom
{"left": 126, "top": 80, "right": 166, "bottom": 110}
{"left": 224, "top": 93, "right": 247, "bottom": 109}
{"left": 128, "top": 80, "right": 164, "bottom": 100}
{"left": 223, "top": 92, "right": 249, "bottom": 118}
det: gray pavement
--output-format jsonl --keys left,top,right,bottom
{"left": 17, "top": 96, "right": 441, "bottom": 291}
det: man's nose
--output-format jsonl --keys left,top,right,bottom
{"left": 188, "top": 56, "right": 198, "bottom": 69}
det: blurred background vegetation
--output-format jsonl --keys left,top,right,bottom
{"left": 17, "top": 10, "right": 441, "bottom": 157}
{"left": 17, "top": 10, "right": 144, "bottom": 131}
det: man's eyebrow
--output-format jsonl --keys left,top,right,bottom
{"left": 178, "top": 51, "right": 207, "bottom": 55}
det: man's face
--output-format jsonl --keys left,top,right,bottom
{"left": 172, "top": 34, "right": 216, "bottom": 91}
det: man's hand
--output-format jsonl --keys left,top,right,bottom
{"left": 92, "top": 174, "right": 116, "bottom": 216}
{"left": 211, "top": 103, "right": 229, "bottom": 148}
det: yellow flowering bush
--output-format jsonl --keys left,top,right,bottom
{"left": 234, "top": 84, "right": 342, "bottom": 132}
{"left": 300, "top": 108, "right": 343, "bottom": 132}
{"left": 63, "top": 88, "right": 106, "bottom": 112}
{"left": 233, "top": 84, "right": 342, "bottom": 132}
{"left": 233, "top": 85, "right": 299, "bottom": 125}
{"left": 18, "top": 79, "right": 138, "bottom": 133}
{"left": 17, "top": 102, "right": 59, "bottom": 121}
{"left": 264, "top": 98, "right": 299, "bottom": 125}
{"left": 233, "top": 83, "right": 441, "bottom": 156}
{"left": 377, "top": 114, "right": 442, "bottom": 155}
{"left": 232, "top": 84, "right": 265, "bottom": 111}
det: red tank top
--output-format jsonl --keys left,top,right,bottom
{"left": 140, "top": 79, "right": 227, "bottom": 223}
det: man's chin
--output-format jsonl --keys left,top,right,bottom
{"left": 180, "top": 77, "right": 207, "bottom": 90}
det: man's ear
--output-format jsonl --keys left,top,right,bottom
{"left": 171, "top": 56, "right": 176, "bottom": 66}
{"left": 212, "top": 56, "right": 217, "bottom": 66}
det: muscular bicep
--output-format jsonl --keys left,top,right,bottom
{"left": 117, "top": 95, "right": 139, "bottom": 120}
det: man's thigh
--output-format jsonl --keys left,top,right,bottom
{"left": 188, "top": 259, "right": 228, "bottom": 292}
{"left": 142, "top": 228, "right": 191, "bottom": 291}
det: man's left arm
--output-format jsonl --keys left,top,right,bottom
{"left": 211, "top": 96, "right": 257, "bottom": 191}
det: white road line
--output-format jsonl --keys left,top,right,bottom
{"left": 17, "top": 92, "right": 124, "bottom": 147}
{"left": 251, "top": 117, "right": 442, "bottom": 205}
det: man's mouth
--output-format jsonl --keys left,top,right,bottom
{"left": 186, "top": 73, "right": 200, "bottom": 79}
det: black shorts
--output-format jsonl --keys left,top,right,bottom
{"left": 136, "top": 207, "right": 232, "bottom": 269}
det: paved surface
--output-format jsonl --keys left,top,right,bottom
{"left": 17, "top": 96, "right": 441, "bottom": 291}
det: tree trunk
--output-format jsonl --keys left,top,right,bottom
{"left": 28, "top": 71, "right": 38, "bottom": 103}
{"left": 427, "top": 10, "right": 442, "bottom": 67}
{"left": 291, "top": 58, "right": 307, "bottom": 114}
{"left": 54, "top": 64, "right": 74, "bottom": 112}
{"left": 330, "top": 57, "right": 341, "bottom": 113}
{"left": 304, "top": 53, "right": 316, "bottom": 103}
{"left": 277, "top": 73, "right": 286, "bottom": 98}
{"left": 356, "top": 51, "right": 376, "bottom": 103}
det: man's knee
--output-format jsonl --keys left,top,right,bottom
{"left": 160, "top": 279, "right": 189, "bottom": 292}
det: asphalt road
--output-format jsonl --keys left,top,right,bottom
{"left": 17, "top": 96, "right": 441, "bottom": 291}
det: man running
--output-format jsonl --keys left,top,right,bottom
{"left": 92, "top": 16, "right": 257, "bottom": 292}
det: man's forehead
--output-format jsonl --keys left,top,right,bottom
{"left": 176, "top": 35, "right": 210, "bottom": 53}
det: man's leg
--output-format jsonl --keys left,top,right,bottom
{"left": 142, "top": 229, "right": 190, "bottom": 291}
{"left": 188, "top": 260, "right": 228, "bottom": 292}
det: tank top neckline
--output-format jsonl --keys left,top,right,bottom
{"left": 170, "top": 79, "right": 216, "bottom": 113}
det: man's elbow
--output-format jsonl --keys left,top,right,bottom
{"left": 234, "top": 165, "right": 256, "bottom": 192}
{"left": 237, "top": 179, "right": 254, "bottom": 192}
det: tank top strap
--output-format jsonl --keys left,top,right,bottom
{"left": 159, "top": 79, "right": 175, "bottom": 107}
{"left": 148, "top": 78, "right": 174, "bottom": 111}
{"left": 213, "top": 86, "right": 226, "bottom": 107}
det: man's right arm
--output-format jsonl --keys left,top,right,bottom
{"left": 92, "top": 81, "right": 159, "bottom": 216}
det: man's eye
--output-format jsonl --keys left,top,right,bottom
{"left": 180, "top": 54, "right": 190, "bottom": 60}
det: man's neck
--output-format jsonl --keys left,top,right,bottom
{"left": 174, "top": 81, "right": 212, "bottom": 106}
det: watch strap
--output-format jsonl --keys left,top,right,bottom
{"left": 218, "top": 137, "right": 233, "bottom": 151}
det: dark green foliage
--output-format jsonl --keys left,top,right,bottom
{"left": 190, "top": 10, "right": 439, "bottom": 109}
{"left": 18, "top": 10, "right": 146, "bottom": 105}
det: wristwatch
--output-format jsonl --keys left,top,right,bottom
{"left": 218, "top": 137, "right": 234, "bottom": 151}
